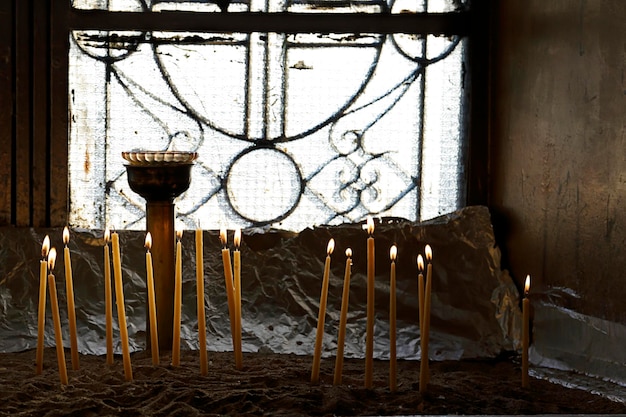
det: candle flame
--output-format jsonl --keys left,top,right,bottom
{"left": 326, "top": 238, "right": 335, "bottom": 255}
{"left": 104, "top": 229, "right": 110, "bottom": 244}
{"left": 63, "top": 226, "right": 70, "bottom": 245}
{"left": 176, "top": 228, "right": 183, "bottom": 241}
{"left": 417, "top": 254, "right": 424, "bottom": 272}
{"left": 48, "top": 248, "right": 57, "bottom": 270}
{"left": 390, "top": 245, "right": 397, "bottom": 261}
{"left": 425, "top": 244, "right": 432, "bottom": 262}
{"left": 524, "top": 274, "right": 531, "bottom": 295}
{"left": 367, "top": 216, "right": 374, "bottom": 235}
{"left": 219, "top": 227, "right": 227, "bottom": 246}
{"left": 145, "top": 232, "right": 152, "bottom": 251}
{"left": 345, "top": 248, "right": 352, "bottom": 258}
{"left": 234, "top": 228, "right": 241, "bottom": 248}
{"left": 41, "top": 235, "right": 50, "bottom": 258}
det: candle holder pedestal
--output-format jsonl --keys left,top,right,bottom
{"left": 123, "top": 151, "right": 197, "bottom": 351}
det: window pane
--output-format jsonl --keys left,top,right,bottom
{"left": 69, "top": 30, "right": 466, "bottom": 231}
{"left": 71, "top": 0, "right": 469, "bottom": 13}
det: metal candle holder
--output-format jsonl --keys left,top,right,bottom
{"left": 123, "top": 151, "right": 197, "bottom": 351}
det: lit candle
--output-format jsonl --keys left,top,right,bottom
{"left": 417, "top": 255, "right": 425, "bottom": 334}
{"left": 63, "top": 227, "right": 79, "bottom": 371}
{"left": 389, "top": 245, "right": 397, "bottom": 392}
{"left": 196, "top": 226, "right": 208, "bottom": 375}
{"left": 172, "top": 228, "right": 183, "bottom": 367}
{"left": 36, "top": 235, "right": 50, "bottom": 375}
{"left": 419, "top": 244, "right": 433, "bottom": 393}
{"left": 47, "top": 248, "right": 68, "bottom": 385}
{"left": 311, "top": 238, "right": 334, "bottom": 384}
{"left": 333, "top": 248, "right": 352, "bottom": 385}
{"left": 111, "top": 230, "right": 133, "bottom": 381}
{"left": 103, "top": 229, "right": 114, "bottom": 365}
{"left": 522, "top": 275, "right": 531, "bottom": 388}
{"left": 145, "top": 232, "right": 159, "bottom": 365}
{"left": 233, "top": 227, "right": 243, "bottom": 370}
{"left": 365, "top": 216, "right": 375, "bottom": 389}
{"left": 219, "top": 227, "right": 237, "bottom": 365}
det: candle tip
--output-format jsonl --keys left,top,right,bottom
{"left": 417, "top": 254, "right": 424, "bottom": 272}
{"left": 234, "top": 228, "right": 242, "bottom": 247}
{"left": 390, "top": 245, "right": 397, "bottom": 261}
{"left": 104, "top": 229, "right": 110, "bottom": 243}
{"left": 345, "top": 248, "right": 352, "bottom": 258}
{"left": 327, "top": 238, "right": 335, "bottom": 255}
{"left": 425, "top": 244, "right": 432, "bottom": 261}
{"left": 63, "top": 227, "right": 70, "bottom": 245}
{"left": 42, "top": 235, "right": 50, "bottom": 258}
{"left": 524, "top": 275, "right": 531, "bottom": 295}
{"left": 366, "top": 216, "right": 374, "bottom": 235}
{"left": 145, "top": 232, "right": 152, "bottom": 250}
{"left": 48, "top": 247, "right": 57, "bottom": 270}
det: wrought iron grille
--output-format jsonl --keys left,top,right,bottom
{"left": 68, "top": 1, "right": 469, "bottom": 231}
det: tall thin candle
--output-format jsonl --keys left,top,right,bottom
{"left": 145, "top": 232, "right": 159, "bottom": 365}
{"left": 417, "top": 255, "right": 425, "bottom": 333}
{"left": 63, "top": 227, "right": 79, "bottom": 370}
{"left": 522, "top": 275, "right": 531, "bottom": 388}
{"left": 233, "top": 228, "right": 243, "bottom": 370}
{"left": 196, "top": 227, "right": 208, "bottom": 375}
{"left": 172, "top": 228, "right": 183, "bottom": 367}
{"left": 333, "top": 248, "right": 352, "bottom": 385}
{"left": 419, "top": 245, "right": 433, "bottom": 392}
{"left": 36, "top": 235, "right": 50, "bottom": 375}
{"left": 311, "top": 238, "right": 334, "bottom": 384}
{"left": 220, "top": 228, "right": 237, "bottom": 365}
{"left": 365, "top": 216, "right": 375, "bottom": 389}
{"left": 47, "top": 248, "right": 68, "bottom": 385}
{"left": 389, "top": 245, "right": 397, "bottom": 392}
{"left": 103, "top": 230, "right": 114, "bottom": 365}
{"left": 111, "top": 231, "right": 133, "bottom": 381}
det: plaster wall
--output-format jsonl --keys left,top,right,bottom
{"left": 491, "top": 0, "right": 626, "bottom": 323}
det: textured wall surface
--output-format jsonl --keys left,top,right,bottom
{"left": 491, "top": 0, "right": 626, "bottom": 323}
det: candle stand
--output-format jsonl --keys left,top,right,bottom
{"left": 123, "top": 151, "right": 197, "bottom": 351}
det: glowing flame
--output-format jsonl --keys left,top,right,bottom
{"left": 176, "top": 228, "right": 183, "bottom": 241}
{"left": 219, "top": 227, "right": 227, "bottom": 246}
{"left": 367, "top": 216, "right": 374, "bottom": 235}
{"left": 63, "top": 226, "right": 70, "bottom": 245}
{"left": 48, "top": 248, "right": 57, "bottom": 270}
{"left": 234, "top": 228, "right": 241, "bottom": 248}
{"left": 145, "top": 232, "right": 152, "bottom": 250}
{"left": 524, "top": 275, "right": 531, "bottom": 295}
{"left": 425, "top": 244, "right": 432, "bottom": 262}
{"left": 345, "top": 248, "right": 352, "bottom": 258}
{"left": 326, "top": 238, "right": 335, "bottom": 255}
{"left": 41, "top": 235, "right": 50, "bottom": 258}
{"left": 417, "top": 254, "right": 424, "bottom": 272}
{"left": 390, "top": 245, "right": 397, "bottom": 261}
{"left": 104, "top": 229, "right": 110, "bottom": 244}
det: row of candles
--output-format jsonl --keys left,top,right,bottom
{"left": 34, "top": 218, "right": 532, "bottom": 390}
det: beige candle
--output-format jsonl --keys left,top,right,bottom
{"left": 417, "top": 255, "right": 425, "bottom": 332}
{"left": 389, "top": 245, "right": 397, "bottom": 392}
{"left": 220, "top": 227, "right": 237, "bottom": 364}
{"left": 63, "top": 227, "right": 79, "bottom": 371}
{"left": 333, "top": 248, "right": 352, "bottom": 385}
{"left": 36, "top": 235, "right": 50, "bottom": 375}
{"left": 419, "top": 245, "right": 433, "bottom": 392}
{"left": 111, "top": 231, "right": 133, "bottom": 381}
{"left": 311, "top": 238, "right": 334, "bottom": 384}
{"left": 47, "top": 248, "right": 68, "bottom": 385}
{"left": 233, "top": 228, "right": 243, "bottom": 370}
{"left": 172, "top": 229, "right": 183, "bottom": 367}
{"left": 522, "top": 275, "right": 531, "bottom": 388}
{"left": 196, "top": 227, "right": 208, "bottom": 375}
{"left": 103, "top": 230, "right": 114, "bottom": 365}
{"left": 365, "top": 216, "right": 375, "bottom": 389}
{"left": 145, "top": 233, "right": 159, "bottom": 365}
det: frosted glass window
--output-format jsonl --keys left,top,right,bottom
{"left": 68, "top": 4, "right": 468, "bottom": 231}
